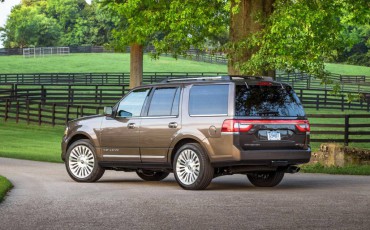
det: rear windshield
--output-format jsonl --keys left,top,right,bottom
{"left": 235, "top": 84, "right": 305, "bottom": 117}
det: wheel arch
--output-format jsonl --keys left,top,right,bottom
{"left": 169, "top": 137, "right": 210, "bottom": 167}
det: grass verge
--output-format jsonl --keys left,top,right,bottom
{"left": 301, "top": 163, "right": 370, "bottom": 175}
{"left": 0, "top": 176, "right": 12, "bottom": 203}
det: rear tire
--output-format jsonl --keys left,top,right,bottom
{"left": 173, "top": 143, "right": 214, "bottom": 190}
{"left": 136, "top": 170, "right": 169, "bottom": 181}
{"left": 247, "top": 171, "right": 284, "bottom": 187}
{"left": 65, "top": 139, "right": 105, "bottom": 182}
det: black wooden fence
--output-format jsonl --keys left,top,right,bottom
{"left": 1, "top": 98, "right": 369, "bottom": 146}
{"left": 1, "top": 84, "right": 369, "bottom": 111}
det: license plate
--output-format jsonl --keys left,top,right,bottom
{"left": 267, "top": 131, "right": 281, "bottom": 140}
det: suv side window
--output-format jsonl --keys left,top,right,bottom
{"left": 117, "top": 88, "right": 150, "bottom": 117}
{"left": 148, "top": 87, "right": 180, "bottom": 116}
{"left": 189, "top": 84, "right": 229, "bottom": 116}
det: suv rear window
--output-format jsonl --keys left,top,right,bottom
{"left": 235, "top": 84, "right": 305, "bottom": 117}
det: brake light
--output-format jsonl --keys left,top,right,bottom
{"left": 295, "top": 120, "right": 310, "bottom": 132}
{"left": 221, "top": 119, "right": 253, "bottom": 133}
{"left": 257, "top": 81, "right": 273, "bottom": 86}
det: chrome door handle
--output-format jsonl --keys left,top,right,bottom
{"left": 128, "top": 123, "right": 136, "bottom": 129}
{"left": 168, "top": 122, "right": 178, "bottom": 128}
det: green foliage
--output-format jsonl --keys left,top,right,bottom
{"left": 101, "top": 0, "right": 229, "bottom": 57}
{"left": 232, "top": 0, "right": 370, "bottom": 78}
{"left": 1, "top": 5, "right": 61, "bottom": 48}
{"left": 1, "top": 0, "right": 116, "bottom": 47}
{"left": 0, "top": 176, "right": 12, "bottom": 203}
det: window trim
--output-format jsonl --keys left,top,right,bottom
{"left": 113, "top": 87, "right": 152, "bottom": 118}
{"left": 142, "top": 86, "right": 181, "bottom": 117}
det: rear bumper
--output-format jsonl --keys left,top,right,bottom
{"left": 212, "top": 148, "right": 311, "bottom": 167}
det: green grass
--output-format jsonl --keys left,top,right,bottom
{"left": 0, "top": 120, "right": 64, "bottom": 163}
{"left": 325, "top": 63, "right": 370, "bottom": 76}
{"left": 0, "top": 176, "right": 12, "bottom": 203}
{"left": 1, "top": 54, "right": 370, "bottom": 76}
{"left": 0, "top": 53, "right": 227, "bottom": 73}
{"left": 301, "top": 163, "right": 370, "bottom": 175}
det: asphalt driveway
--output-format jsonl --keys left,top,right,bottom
{"left": 0, "top": 157, "right": 369, "bottom": 230}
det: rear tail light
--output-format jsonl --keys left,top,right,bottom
{"left": 221, "top": 119, "right": 253, "bottom": 133}
{"left": 221, "top": 119, "right": 310, "bottom": 133}
{"left": 295, "top": 120, "right": 310, "bottom": 132}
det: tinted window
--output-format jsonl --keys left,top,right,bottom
{"left": 117, "top": 88, "right": 150, "bottom": 117}
{"left": 189, "top": 85, "right": 229, "bottom": 115}
{"left": 148, "top": 87, "right": 180, "bottom": 116}
{"left": 235, "top": 85, "right": 305, "bottom": 117}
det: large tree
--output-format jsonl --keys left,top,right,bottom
{"left": 101, "top": 0, "right": 228, "bottom": 88}
{"left": 103, "top": 0, "right": 369, "bottom": 87}
{"left": 1, "top": 5, "right": 61, "bottom": 48}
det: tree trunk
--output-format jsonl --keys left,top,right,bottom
{"left": 228, "top": 0, "right": 275, "bottom": 78}
{"left": 130, "top": 43, "right": 143, "bottom": 89}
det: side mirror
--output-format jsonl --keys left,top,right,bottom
{"left": 118, "top": 110, "right": 133, "bottom": 118}
{"left": 103, "top": 106, "right": 113, "bottom": 116}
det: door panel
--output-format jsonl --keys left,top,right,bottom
{"left": 100, "top": 117, "right": 141, "bottom": 161}
{"left": 140, "top": 117, "right": 180, "bottom": 163}
{"left": 100, "top": 87, "right": 151, "bottom": 162}
{"left": 140, "top": 87, "right": 181, "bottom": 163}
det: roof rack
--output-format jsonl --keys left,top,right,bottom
{"left": 161, "top": 76, "right": 230, "bottom": 83}
{"left": 159, "top": 75, "right": 274, "bottom": 83}
{"left": 230, "top": 76, "right": 274, "bottom": 81}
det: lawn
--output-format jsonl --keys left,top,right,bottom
{"left": 1, "top": 54, "right": 370, "bottom": 77}
{"left": 0, "top": 121, "right": 64, "bottom": 163}
{"left": 0, "top": 175, "right": 12, "bottom": 203}
{"left": 0, "top": 53, "right": 227, "bottom": 73}
{"left": 325, "top": 63, "right": 370, "bottom": 76}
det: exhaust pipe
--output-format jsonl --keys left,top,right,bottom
{"left": 286, "top": 166, "right": 300, "bottom": 174}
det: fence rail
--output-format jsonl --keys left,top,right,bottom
{"left": 1, "top": 99, "right": 369, "bottom": 146}
{"left": 1, "top": 84, "right": 369, "bottom": 112}
{"left": 308, "top": 114, "right": 370, "bottom": 146}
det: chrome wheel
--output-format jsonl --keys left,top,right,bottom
{"left": 68, "top": 145, "right": 95, "bottom": 179}
{"left": 176, "top": 149, "right": 200, "bottom": 185}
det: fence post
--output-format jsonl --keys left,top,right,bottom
{"left": 316, "top": 95, "right": 319, "bottom": 111}
{"left": 38, "top": 102, "right": 42, "bottom": 125}
{"left": 41, "top": 86, "right": 46, "bottom": 104}
{"left": 5, "top": 99, "right": 9, "bottom": 122}
{"left": 344, "top": 115, "right": 349, "bottom": 146}
{"left": 66, "top": 104, "right": 70, "bottom": 123}
{"left": 26, "top": 100, "right": 30, "bottom": 124}
{"left": 16, "top": 100, "right": 20, "bottom": 123}
{"left": 324, "top": 90, "right": 327, "bottom": 106}
{"left": 81, "top": 105, "right": 84, "bottom": 117}
{"left": 52, "top": 103, "right": 56, "bottom": 127}
{"left": 341, "top": 95, "right": 344, "bottom": 111}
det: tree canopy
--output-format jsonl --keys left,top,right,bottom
{"left": 1, "top": 0, "right": 115, "bottom": 47}
{"left": 1, "top": 0, "right": 369, "bottom": 81}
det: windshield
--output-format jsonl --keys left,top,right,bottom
{"left": 235, "top": 84, "right": 305, "bottom": 117}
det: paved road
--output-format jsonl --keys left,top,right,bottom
{"left": 0, "top": 157, "right": 369, "bottom": 230}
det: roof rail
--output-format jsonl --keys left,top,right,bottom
{"left": 230, "top": 75, "right": 274, "bottom": 81}
{"left": 160, "top": 76, "right": 230, "bottom": 83}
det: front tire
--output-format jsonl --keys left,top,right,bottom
{"left": 173, "top": 143, "right": 214, "bottom": 190}
{"left": 136, "top": 170, "right": 170, "bottom": 181}
{"left": 247, "top": 171, "right": 285, "bottom": 187}
{"left": 65, "top": 139, "right": 105, "bottom": 182}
